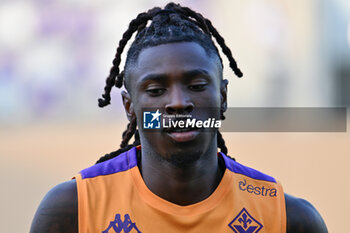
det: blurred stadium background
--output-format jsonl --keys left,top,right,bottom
{"left": 0, "top": 0, "right": 349, "bottom": 232}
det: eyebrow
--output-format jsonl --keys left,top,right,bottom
{"left": 183, "top": 69, "right": 210, "bottom": 79}
{"left": 139, "top": 68, "right": 211, "bottom": 84}
{"left": 139, "top": 73, "right": 168, "bottom": 84}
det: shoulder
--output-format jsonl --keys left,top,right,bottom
{"left": 285, "top": 193, "right": 328, "bottom": 233}
{"left": 30, "top": 180, "right": 78, "bottom": 233}
{"left": 80, "top": 147, "right": 137, "bottom": 179}
{"left": 221, "top": 154, "right": 276, "bottom": 183}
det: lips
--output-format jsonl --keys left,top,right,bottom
{"left": 165, "top": 128, "right": 199, "bottom": 142}
{"left": 164, "top": 126, "right": 194, "bottom": 133}
{"left": 162, "top": 117, "right": 202, "bottom": 142}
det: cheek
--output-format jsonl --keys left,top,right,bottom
{"left": 195, "top": 86, "right": 221, "bottom": 106}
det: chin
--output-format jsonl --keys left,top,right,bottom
{"left": 142, "top": 131, "right": 214, "bottom": 167}
{"left": 165, "top": 149, "right": 202, "bottom": 167}
{"left": 159, "top": 140, "right": 209, "bottom": 167}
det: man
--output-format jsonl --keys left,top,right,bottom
{"left": 30, "top": 3, "right": 328, "bottom": 232}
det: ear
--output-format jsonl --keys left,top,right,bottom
{"left": 220, "top": 79, "right": 228, "bottom": 113}
{"left": 121, "top": 90, "right": 134, "bottom": 121}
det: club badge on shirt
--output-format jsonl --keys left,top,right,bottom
{"left": 228, "top": 208, "right": 263, "bottom": 233}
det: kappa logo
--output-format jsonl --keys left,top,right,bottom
{"left": 228, "top": 208, "right": 263, "bottom": 233}
{"left": 103, "top": 213, "right": 141, "bottom": 233}
{"left": 143, "top": 110, "right": 161, "bottom": 129}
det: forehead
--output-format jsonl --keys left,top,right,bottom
{"left": 126, "top": 42, "right": 221, "bottom": 89}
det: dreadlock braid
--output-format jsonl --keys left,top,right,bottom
{"left": 217, "top": 131, "right": 231, "bottom": 158}
{"left": 204, "top": 19, "right": 243, "bottom": 77}
{"left": 169, "top": 3, "right": 242, "bottom": 77}
{"left": 120, "top": 116, "right": 137, "bottom": 148}
{"left": 98, "top": 12, "right": 154, "bottom": 107}
{"left": 96, "top": 2, "right": 242, "bottom": 164}
{"left": 169, "top": 4, "right": 209, "bottom": 33}
{"left": 95, "top": 132, "right": 140, "bottom": 164}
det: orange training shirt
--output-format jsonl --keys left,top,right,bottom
{"left": 74, "top": 147, "right": 286, "bottom": 233}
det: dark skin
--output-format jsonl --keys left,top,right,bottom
{"left": 124, "top": 42, "right": 224, "bottom": 205}
{"left": 30, "top": 42, "right": 328, "bottom": 233}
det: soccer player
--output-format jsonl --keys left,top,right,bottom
{"left": 30, "top": 3, "right": 328, "bottom": 233}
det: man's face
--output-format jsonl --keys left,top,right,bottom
{"left": 124, "top": 42, "right": 227, "bottom": 165}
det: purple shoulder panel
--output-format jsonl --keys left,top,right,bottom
{"left": 80, "top": 147, "right": 138, "bottom": 179}
{"left": 219, "top": 152, "right": 276, "bottom": 183}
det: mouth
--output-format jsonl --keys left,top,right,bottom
{"left": 164, "top": 127, "right": 199, "bottom": 142}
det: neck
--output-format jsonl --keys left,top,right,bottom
{"left": 139, "top": 139, "right": 224, "bottom": 206}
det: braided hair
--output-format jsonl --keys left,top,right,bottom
{"left": 96, "top": 2, "right": 242, "bottom": 164}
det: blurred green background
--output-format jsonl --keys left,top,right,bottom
{"left": 1, "top": 0, "right": 349, "bottom": 232}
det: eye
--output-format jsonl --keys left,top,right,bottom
{"left": 146, "top": 88, "right": 166, "bottom": 96}
{"left": 188, "top": 83, "right": 207, "bottom": 91}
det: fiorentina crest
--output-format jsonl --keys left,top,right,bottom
{"left": 228, "top": 208, "right": 263, "bottom": 233}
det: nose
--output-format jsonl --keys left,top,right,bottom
{"left": 165, "top": 86, "right": 194, "bottom": 115}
